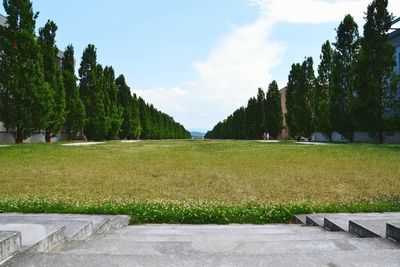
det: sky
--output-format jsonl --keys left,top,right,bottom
{"left": 1, "top": 0, "right": 399, "bottom": 132}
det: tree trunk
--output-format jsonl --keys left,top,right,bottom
{"left": 349, "top": 127, "right": 354, "bottom": 143}
{"left": 16, "top": 128, "right": 24, "bottom": 144}
{"left": 67, "top": 129, "right": 72, "bottom": 142}
{"left": 45, "top": 132, "right": 51, "bottom": 143}
{"left": 378, "top": 126, "right": 384, "bottom": 144}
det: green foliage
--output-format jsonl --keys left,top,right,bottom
{"left": 138, "top": 97, "right": 190, "bottom": 140}
{"left": 103, "top": 66, "right": 123, "bottom": 140}
{"left": 330, "top": 15, "right": 359, "bottom": 142}
{"left": 206, "top": 85, "right": 284, "bottom": 140}
{"left": 0, "top": 0, "right": 52, "bottom": 143}
{"left": 285, "top": 58, "right": 314, "bottom": 140}
{"left": 265, "top": 81, "right": 283, "bottom": 139}
{"left": 0, "top": 198, "right": 399, "bottom": 224}
{"left": 38, "top": 20, "right": 66, "bottom": 142}
{"left": 62, "top": 45, "right": 85, "bottom": 141}
{"left": 353, "top": 0, "right": 398, "bottom": 143}
{"left": 116, "top": 75, "right": 141, "bottom": 139}
{"left": 255, "top": 88, "right": 266, "bottom": 135}
{"left": 78, "top": 45, "right": 108, "bottom": 140}
{"left": 314, "top": 41, "right": 333, "bottom": 140}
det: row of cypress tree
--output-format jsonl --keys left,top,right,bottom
{"left": 206, "top": 0, "right": 399, "bottom": 143}
{"left": 286, "top": 0, "right": 399, "bottom": 143}
{"left": 205, "top": 81, "right": 283, "bottom": 140}
{"left": 0, "top": 0, "right": 191, "bottom": 143}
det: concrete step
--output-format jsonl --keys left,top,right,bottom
{"left": 4, "top": 249, "right": 400, "bottom": 267}
{"left": 322, "top": 213, "right": 400, "bottom": 232}
{"left": 294, "top": 214, "right": 307, "bottom": 224}
{"left": 0, "top": 213, "right": 131, "bottom": 265}
{"left": 53, "top": 225, "right": 398, "bottom": 256}
{"left": 349, "top": 219, "right": 400, "bottom": 238}
{"left": 305, "top": 214, "right": 326, "bottom": 226}
{"left": 0, "top": 232, "right": 21, "bottom": 264}
{"left": 386, "top": 223, "right": 400, "bottom": 242}
{"left": 0, "top": 224, "right": 65, "bottom": 252}
{"left": 4, "top": 224, "right": 400, "bottom": 267}
{"left": 0, "top": 214, "right": 130, "bottom": 240}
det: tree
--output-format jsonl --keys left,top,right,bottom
{"left": 265, "top": 80, "right": 283, "bottom": 139}
{"left": 286, "top": 64, "right": 302, "bottom": 139}
{"left": 353, "top": 0, "right": 397, "bottom": 143}
{"left": 116, "top": 75, "right": 134, "bottom": 139}
{"left": 131, "top": 94, "right": 142, "bottom": 139}
{"left": 299, "top": 57, "right": 315, "bottom": 140}
{"left": 62, "top": 45, "right": 85, "bottom": 141}
{"left": 331, "top": 15, "right": 359, "bottom": 142}
{"left": 0, "top": 0, "right": 52, "bottom": 143}
{"left": 103, "top": 66, "right": 122, "bottom": 139}
{"left": 286, "top": 58, "right": 314, "bottom": 140}
{"left": 79, "top": 45, "right": 107, "bottom": 140}
{"left": 314, "top": 41, "right": 333, "bottom": 140}
{"left": 255, "top": 88, "right": 266, "bottom": 137}
{"left": 38, "top": 20, "right": 65, "bottom": 142}
{"left": 138, "top": 97, "right": 150, "bottom": 139}
{"left": 246, "top": 97, "right": 258, "bottom": 139}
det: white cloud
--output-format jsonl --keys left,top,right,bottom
{"left": 136, "top": 86, "right": 188, "bottom": 113}
{"left": 136, "top": 0, "right": 400, "bottom": 130}
{"left": 250, "top": 0, "right": 370, "bottom": 24}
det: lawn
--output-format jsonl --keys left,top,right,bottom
{"left": 0, "top": 140, "right": 399, "bottom": 223}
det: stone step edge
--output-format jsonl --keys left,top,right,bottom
{"left": 348, "top": 220, "right": 380, "bottom": 238}
{"left": 305, "top": 215, "right": 323, "bottom": 227}
{"left": 386, "top": 223, "right": 400, "bottom": 242}
{"left": 294, "top": 214, "right": 307, "bottom": 225}
{"left": 0, "top": 231, "right": 21, "bottom": 264}
{"left": 68, "top": 221, "right": 94, "bottom": 241}
{"left": 95, "top": 215, "right": 131, "bottom": 234}
{"left": 324, "top": 218, "right": 347, "bottom": 232}
{"left": 27, "top": 226, "right": 67, "bottom": 252}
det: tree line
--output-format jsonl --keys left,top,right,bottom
{"left": 0, "top": 0, "right": 190, "bottom": 143}
{"left": 207, "top": 0, "right": 400, "bottom": 143}
{"left": 205, "top": 81, "right": 283, "bottom": 140}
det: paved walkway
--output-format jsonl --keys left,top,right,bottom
{"left": 1, "top": 213, "right": 399, "bottom": 266}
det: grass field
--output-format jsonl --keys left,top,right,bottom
{"left": 0, "top": 140, "right": 399, "bottom": 223}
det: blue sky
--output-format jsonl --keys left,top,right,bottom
{"left": 1, "top": 0, "right": 399, "bottom": 132}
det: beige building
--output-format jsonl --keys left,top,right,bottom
{"left": 278, "top": 87, "right": 289, "bottom": 139}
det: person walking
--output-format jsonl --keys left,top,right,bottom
{"left": 263, "top": 132, "right": 267, "bottom": 141}
{"left": 266, "top": 132, "right": 270, "bottom": 141}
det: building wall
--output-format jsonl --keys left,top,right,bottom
{"left": 278, "top": 87, "right": 289, "bottom": 139}
{"left": 312, "top": 131, "right": 400, "bottom": 143}
{"left": 0, "top": 14, "right": 6, "bottom": 26}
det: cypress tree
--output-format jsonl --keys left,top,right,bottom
{"left": 0, "top": 0, "right": 52, "bottom": 143}
{"left": 62, "top": 45, "right": 85, "bottom": 141}
{"left": 353, "top": 0, "right": 397, "bottom": 143}
{"left": 246, "top": 97, "right": 257, "bottom": 139}
{"left": 255, "top": 88, "right": 266, "bottom": 137}
{"left": 78, "top": 45, "right": 107, "bottom": 140}
{"left": 103, "top": 66, "right": 122, "bottom": 140}
{"left": 131, "top": 94, "right": 141, "bottom": 139}
{"left": 286, "top": 58, "right": 314, "bottom": 140}
{"left": 265, "top": 80, "right": 283, "bottom": 139}
{"left": 286, "top": 64, "right": 302, "bottom": 139}
{"left": 38, "top": 20, "right": 66, "bottom": 142}
{"left": 300, "top": 57, "right": 315, "bottom": 140}
{"left": 331, "top": 15, "right": 359, "bottom": 142}
{"left": 138, "top": 97, "right": 150, "bottom": 139}
{"left": 116, "top": 74, "right": 134, "bottom": 139}
{"left": 314, "top": 41, "right": 334, "bottom": 140}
